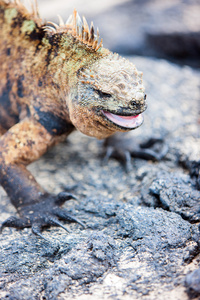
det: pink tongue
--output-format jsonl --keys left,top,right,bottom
{"left": 103, "top": 111, "right": 143, "bottom": 128}
{"left": 117, "top": 115, "right": 138, "bottom": 120}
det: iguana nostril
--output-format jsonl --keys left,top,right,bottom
{"left": 131, "top": 94, "right": 146, "bottom": 107}
{"left": 131, "top": 101, "right": 137, "bottom": 106}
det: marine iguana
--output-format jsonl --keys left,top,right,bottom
{"left": 0, "top": 0, "right": 149, "bottom": 238}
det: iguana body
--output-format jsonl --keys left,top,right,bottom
{"left": 0, "top": 0, "right": 146, "bottom": 236}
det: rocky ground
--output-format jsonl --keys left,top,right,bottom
{"left": 0, "top": 0, "right": 200, "bottom": 299}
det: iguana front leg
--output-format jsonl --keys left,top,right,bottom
{"left": 0, "top": 118, "right": 82, "bottom": 238}
{"left": 103, "top": 133, "right": 168, "bottom": 172}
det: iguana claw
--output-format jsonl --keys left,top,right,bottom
{"left": 0, "top": 192, "right": 84, "bottom": 239}
{"left": 103, "top": 135, "right": 168, "bottom": 172}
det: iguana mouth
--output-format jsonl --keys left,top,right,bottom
{"left": 102, "top": 111, "right": 143, "bottom": 129}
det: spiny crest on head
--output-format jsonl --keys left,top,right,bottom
{"left": 6, "top": 0, "right": 41, "bottom": 25}
{"left": 44, "top": 9, "right": 103, "bottom": 51}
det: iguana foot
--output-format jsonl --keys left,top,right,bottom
{"left": 103, "top": 134, "right": 168, "bottom": 171}
{"left": 0, "top": 192, "right": 85, "bottom": 240}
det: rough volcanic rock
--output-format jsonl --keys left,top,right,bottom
{"left": 0, "top": 55, "right": 199, "bottom": 299}
{"left": 185, "top": 268, "right": 200, "bottom": 297}
{"left": 149, "top": 172, "right": 200, "bottom": 222}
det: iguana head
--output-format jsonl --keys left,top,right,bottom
{"left": 45, "top": 10, "right": 146, "bottom": 139}
{"left": 68, "top": 53, "right": 147, "bottom": 139}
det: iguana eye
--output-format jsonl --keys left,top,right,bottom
{"left": 94, "top": 89, "right": 111, "bottom": 98}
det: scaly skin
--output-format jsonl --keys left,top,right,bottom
{"left": 0, "top": 0, "right": 146, "bottom": 237}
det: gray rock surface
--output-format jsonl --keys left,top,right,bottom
{"left": 0, "top": 56, "right": 199, "bottom": 299}
{"left": 185, "top": 268, "right": 200, "bottom": 296}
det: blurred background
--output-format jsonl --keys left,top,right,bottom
{"left": 34, "top": 0, "right": 200, "bottom": 69}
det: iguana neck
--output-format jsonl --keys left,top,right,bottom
{"left": 43, "top": 33, "right": 110, "bottom": 90}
